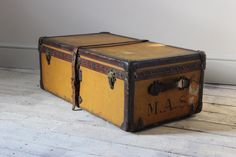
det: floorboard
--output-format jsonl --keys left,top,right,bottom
{"left": 0, "top": 68, "right": 236, "bottom": 157}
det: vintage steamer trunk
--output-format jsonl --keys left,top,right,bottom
{"left": 39, "top": 32, "right": 206, "bottom": 132}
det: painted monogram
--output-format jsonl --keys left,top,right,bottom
{"left": 147, "top": 95, "right": 188, "bottom": 116}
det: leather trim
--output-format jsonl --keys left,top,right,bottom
{"left": 41, "top": 46, "right": 73, "bottom": 62}
{"left": 195, "top": 51, "right": 206, "bottom": 113}
{"left": 80, "top": 57, "right": 127, "bottom": 80}
{"left": 133, "top": 54, "right": 201, "bottom": 69}
{"left": 135, "top": 61, "right": 201, "bottom": 81}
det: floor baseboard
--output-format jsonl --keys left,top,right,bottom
{"left": 0, "top": 47, "right": 39, "bottom": 69}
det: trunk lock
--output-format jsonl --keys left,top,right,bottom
{"left": 108, "top": 69, "right": 116, "bottom": 89}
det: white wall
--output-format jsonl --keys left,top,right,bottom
{"left": 0, "top": 0, "right": 236, "bottom": 84}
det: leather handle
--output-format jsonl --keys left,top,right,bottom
{"left": 148, "top": 77, "right": 190, "bottom": 96}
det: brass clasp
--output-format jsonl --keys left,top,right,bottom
{"left": 107, "top": 69, "right": 116, "bottom": 89}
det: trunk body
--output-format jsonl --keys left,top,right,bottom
{"left": 38, "top": 32, "right": 206, "bottom": 131}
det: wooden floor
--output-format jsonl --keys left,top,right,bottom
{"left": 0, "top": 68, "right": 236, "bottom": 157}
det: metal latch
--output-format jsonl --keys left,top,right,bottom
{"left": 176, "top": 77, "right": 190, "bottom": 89}
{"left": 107, "top": 69, "right": 116, "bottom": 89}
{"left": 45, "top": 48, "right": 51, "bottom": 65}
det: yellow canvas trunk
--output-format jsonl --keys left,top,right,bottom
{"left": 39, "top": 32, "right": 206, "bottom": 131}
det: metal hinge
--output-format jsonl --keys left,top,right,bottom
{"left": 45, "top": 48, "right": 51, "bottom": 65}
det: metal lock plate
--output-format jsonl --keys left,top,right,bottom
{"left": 107, "top": 69, "right": 116, "bottom": 89}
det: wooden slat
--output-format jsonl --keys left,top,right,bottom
{"left": 203, "top": 102, "right": 236, "bottom": 116}
{"left": 204, "top": 84, "right": 236, "bottom": 99}
{"left": 203, "top": 95, "right": 236, "bottom": 107}
{"left": 165, "top": 119, "right": 236, "bottom": 137}
{"left": 196, "top": 111, "right": 236, "bottom": 127}
{"left": 205, "top": 84, "right": 236, "bottom": 90}
{"left": 0, "top": 147, "right": 40, "bottom": 157}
